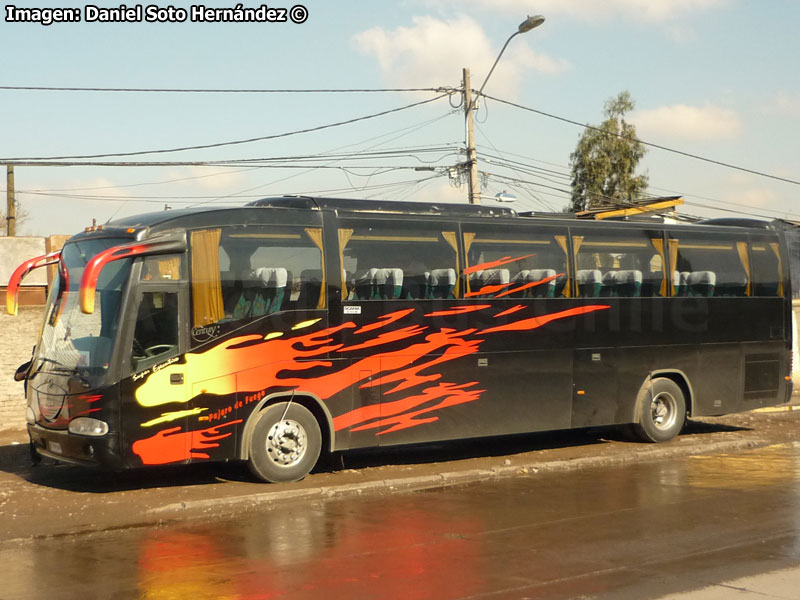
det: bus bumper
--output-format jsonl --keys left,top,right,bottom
{"left": 28, "top": 424, "right": 124, "bottom": 469}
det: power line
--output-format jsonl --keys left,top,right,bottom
{"left": 0, "top": 94, "right": 450, "bottom": 162}
{"left": 684, "top": 200, "right": 800, "bottom": 221}
{"left": 481, "top": 92, "right": 800, "bottom": 187}
{"left": 474, "top": 124, "right": 557, "bottom": 212}
{"left": 3, "top": 146, "right": 461, "bottom": 168}
{"left": 11, "top": 174, "right": 447, "bottom": 203}
{"left": 0, "top": 85, "right": 454, "bottom": 94}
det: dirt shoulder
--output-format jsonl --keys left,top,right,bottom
{"left": 0, "top": 407, "right": 798, "bottom": 542}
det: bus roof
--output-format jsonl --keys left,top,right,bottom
{"left": 76, "top": 196, "right": 777, "bottom": 242}
{"left": 245, "top": 196, "right": 518, "bottom": 218}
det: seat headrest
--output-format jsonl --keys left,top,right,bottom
{"left": 429, "top": 268, "right": 456, "bottom": 285}
{"left": 249, "top": 267, "right": 288, "bottom": 288}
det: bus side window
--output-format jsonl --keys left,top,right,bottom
{"left": 190, "top": 226, "right": 325, "bottom": 329}
{"left": 751, "top": 239, "right": 783, "bottom": 297}
{"left": 339, "top": 221, "right": 458, "bottom": 300}
{"left": 131, "top": 291, "right": 179, "bottom": 371}
{"left": 671, "top": 235, "right": 750, "bottom": 297}
{"left": 463, "top": 226, "right": 569, "bottom": 299}
{"left": 573, "top": 230, "right": 666, "bottom": 298}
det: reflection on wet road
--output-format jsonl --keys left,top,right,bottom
{"left": 5, "top": 443, "right": 800, "bottom": 599}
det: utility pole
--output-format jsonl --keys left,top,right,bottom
{"left": 463, "top": 68, "right": 481, "bottom": 205}
{"left": 6, "top": 165, "right": 16, "bottom": 236}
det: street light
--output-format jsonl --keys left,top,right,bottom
{"left": 473, "top": 15, "right": 545, "bottom": 111}
{"left": 494, "top": 190, "right": 517, "bottom": 203}
{"left": 465, "top": 15, "right": 545, "bottom": 204}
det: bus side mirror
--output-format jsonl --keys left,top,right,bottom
{"left": 14, "top": 360, "right": 31, "bottom": 382}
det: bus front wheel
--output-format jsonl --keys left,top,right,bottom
{"left": 248, "top": 402, "right": 322, "bottom": 483}
{"left": 630, "top": 378, "right": 686, "bottom": 443}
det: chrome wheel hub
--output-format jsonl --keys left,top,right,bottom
{"left": 650, "top": 392, "right": 677, "bottom": 431}
{"left": 266, "top": 419, "right": 307, "bottom": 467}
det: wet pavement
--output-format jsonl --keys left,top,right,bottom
{"left": 1, "top": 409, "right": 799, "bottom": 542}
{"left": 4, "top": 441, "right": 800, "bottom": 599}
{"left": 0, "top": 406, "right": 800, "bottom": 544}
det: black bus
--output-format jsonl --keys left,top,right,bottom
{"left": 7, "top": 197, "right": 793, "bottom": 482}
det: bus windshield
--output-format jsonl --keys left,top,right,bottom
{"left": 35, "top": 238, "right": 132, "bottom": 383}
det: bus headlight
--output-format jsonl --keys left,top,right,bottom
{"left": 68, "top": 417, "right": 109, "bottom": 437}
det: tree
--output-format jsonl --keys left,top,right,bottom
{"left": 569, "top": 91, "right": 648, "bottom": 212}
{"left": 1, "top": 203, "right": 28, "bottom": 235}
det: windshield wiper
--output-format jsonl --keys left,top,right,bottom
{"left": 33, "top": 356, "right": 73, "bottom": 375}
{"left": 32, "top": 357, "right": 91, "bottom": 387}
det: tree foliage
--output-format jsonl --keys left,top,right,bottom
{"left": 0, "top": 203, "right": 28, "bottom": 235}
{"left": 569, "top": 91, "right": 649, "bottom": 212}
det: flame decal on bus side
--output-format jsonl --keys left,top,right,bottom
{"left": 132, "top": 303, "right": 609, "bottom": 465}
{"left": 132, "top": 420, "right": 242, "bottom": 465}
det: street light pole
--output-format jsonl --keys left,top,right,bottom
{"left": 464, "top": 15, "right": 545, "bottom": 204}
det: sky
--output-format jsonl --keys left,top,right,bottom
{"left": 1, "top": 0, "right": 799, "bottom": 236}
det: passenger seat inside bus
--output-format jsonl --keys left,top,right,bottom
{"left": 577, "top": 269, "right": 602, "bottom": 297}
{"left": 601, "top": 270, "right": 643, "bottom": 297}
{"left": 220, "top": 271, "right": 242, "bottom": 317}
{"left": 469, "top": 269, "right": 510, "bottom": 297}
{"left": 353, "top": 268, "right": 403, "bottom": 300}
{"left": 715, "top": 272, "right": 748, "bottom": 296}
{"left": 427, "top": 268, "right": 456, "bottom": 299}
{"left": 512, "top": 269, "right": 557, "bottom": 298}
{"left": 297, "top": 269, "right": 323, "bottom": 309}
{"left": 401, "top": 272, "right": 429, "bottom": 300}
{"left": 232, "top": 267, "right": 288, "bottom": 318}
{"left": 687, "top": 270, "right": 716, "bottom": 297}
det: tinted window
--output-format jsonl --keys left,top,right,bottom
{"left": 190, "top": 226, "right": 324, "bottom": 328}
{"left": 141, "top": 255, "right": 184, "bottom": 282}
{"left": 750, "top": 237, "right": 784, "bottom": 297}
{"left": 463, "top": 226, "right": 568, "bottom": 299}
{"left": 670, "top": 233, "right": 749, "bottom": 297}
{"left": 339, "top": 220, "right": 458, "bottom": 300}
{"left": 573, "top": 230, "right": 666, "bottom": 298}
{"left": 131, "top": 291, "right": 179, "bottom": 372}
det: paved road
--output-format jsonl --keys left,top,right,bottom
{"left": 0, "top": 409, "right": 798, "bottom": 542}
{"left": 3, "top": 441, "right": 800, "bottom": 599}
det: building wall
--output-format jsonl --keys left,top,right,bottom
{"left": 0, "top": 235, "right": 70, "bottom": 309}
{"left": 0, "top": 306, "right": 44, "bottom": 430}
{"left": 0, "top": 237, "right": 47, "bottom": 286}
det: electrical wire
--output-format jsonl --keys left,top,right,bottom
{"left": 474, "top": 123, "right": 557, "bottom": 211}
{"left": 0, "top": 85, "right": 454, "bottom": 94}
{"left": 481, "top": 92, "right": 800, "bottom": 187}
{"left": 0, "top": 94, "right": 450, "bottom": 161}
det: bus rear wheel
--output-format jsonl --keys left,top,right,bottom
{"left": 630, "top": 378, "right": 686, "bottom": 443}
{"left": 248, "top": 402, "right": 322, "bottom": 483}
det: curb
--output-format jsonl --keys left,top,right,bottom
{"left": 145, "top": 437, "right": 769, "bottom": 521}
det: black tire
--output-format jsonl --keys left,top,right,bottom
{"left": 630, "top": 378, "right": 686, "bottom": 443}
{"left": 248, "top": 402, "right": 322, "bottom": 483}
